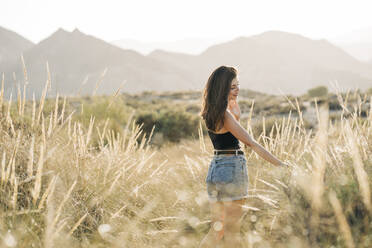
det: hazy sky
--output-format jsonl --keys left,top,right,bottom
{"left": 1, "top": 0, "right": 371, "bottom": 43}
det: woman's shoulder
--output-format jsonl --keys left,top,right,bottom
{"left": 224, "top": 109, "right": 236, "bottom": 121}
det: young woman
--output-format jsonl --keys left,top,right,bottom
{"left": 199, "top": 66, "right": 288, "bottom": 247}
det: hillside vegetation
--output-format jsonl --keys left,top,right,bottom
{"left": 0, "top": 81, "right": 371, "bottom": 247}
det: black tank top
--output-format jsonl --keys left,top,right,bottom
{"left": 207, "top": 130, "right": 240, "bottom": 150}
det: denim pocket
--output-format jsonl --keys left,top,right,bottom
{"left": 212, "top": 165, "right": 234, "bottom": 184}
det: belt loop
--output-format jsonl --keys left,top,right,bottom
{"left": 235, "top": 150, "right": 238, "bottom": 155}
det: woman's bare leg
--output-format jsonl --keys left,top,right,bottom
{"left": 223, "top": 198, "right": 246, "bottom": 247}
{"left": 199, "top": 201, "right": 225, "bottom": 248}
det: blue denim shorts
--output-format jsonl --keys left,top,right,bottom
{"left": 205, "top": 154, "right": 248, "bottom": 202}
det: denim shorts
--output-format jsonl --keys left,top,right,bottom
{"left": 205, "top": 154, "right": 248, "bottom": 202}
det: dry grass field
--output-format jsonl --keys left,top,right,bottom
{"left": 0, "top": 77, "right": 371, "bottom": 247}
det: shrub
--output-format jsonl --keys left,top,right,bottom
{"left": 136, "top": 108, "right": 199, "bottom": 143}
{"left": 158, "top": 109, "right": 199, "bottom": 142}
{"left": 308, "top": 86, "right": 328, "bottom": 98}
{"left": 135, "top": 111, "right": 161, "bottom": 136}
{"left": 74, "top": 96, "right": 132, "bottom": 135}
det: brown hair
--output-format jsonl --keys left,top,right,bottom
{"left": 200, "top": 65, "right": 238, "bottom": 132}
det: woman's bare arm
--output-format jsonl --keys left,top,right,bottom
{"left": 223, "top": 111, "right": 284, "bottom": 166}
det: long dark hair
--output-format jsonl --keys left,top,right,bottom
{"left": 200, "top": 65, "right": 238, "bottom": 132}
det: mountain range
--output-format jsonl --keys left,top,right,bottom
{"left": 0, "top": 26, "right": 34, "bottom": 65}
{"left": 112, "top": 37, "right": 231, "bottom": 55}
{"left": 149, "top": 32, "right": 372, "bottom": 94}
{"left": 1, "top": 27, "right": 196, "bottom": 98}
{"left": 0, "top": 26, "right": 371, "bottom": 98}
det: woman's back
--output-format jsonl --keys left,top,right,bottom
{"left": 207, "top": 130, "right": 240, "bottom": 150}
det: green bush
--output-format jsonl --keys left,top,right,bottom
{"left": 135, "top": 111, "right": 161, "bottom": 136}
{"left": 252, "top": 117, "right": 280, "bottom": 138}
{"left": 185, "top": 104, "right": 201, "bottom": 114}
{"left": 158, "top": 109, "right": 199, "bottom": 142}
{"left": 136, "top": 108, "right": 199, "bottom": 143}
{"left": 307, "top": 86, "right": 328, "bottom": 98}
{"left": 73, "top": 96, "right": 131, "bottom": 134}
{"left": 252, "top": 116, "right": 313, "bottom": 138}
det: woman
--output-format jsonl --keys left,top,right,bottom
{"left": 199, "top": 66, "right": 288, "bottom": 247}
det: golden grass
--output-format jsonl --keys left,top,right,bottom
{"left": 0, "top": 76, "right": 370, "bottom": 247}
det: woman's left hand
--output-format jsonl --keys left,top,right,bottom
{"left": 228, "top": 98, "right": 241, "bottom": 121}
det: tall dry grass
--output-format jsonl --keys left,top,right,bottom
{"left": 0, "top": 72, "right": 371, "bottom": 247}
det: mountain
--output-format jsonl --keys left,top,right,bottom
{"left": 2, "top": 28, "right": 197, "bottom": 98}
{"left": 2, "top": 28, "right": 372, "bottom": 97}
{"left": 148, "top": 49, "right": 197, "bottom": 73}
{"left": 0, "top": 26, "right": 34, "bottom": 65}
{"left": 112, "top": 38, "right": 159, "bottom": 55}
{"left": 111, "top": 37, "right": 230, "bottom": 55}
{"left": 149, "top": 31, "right": 372, "bottom": 95}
